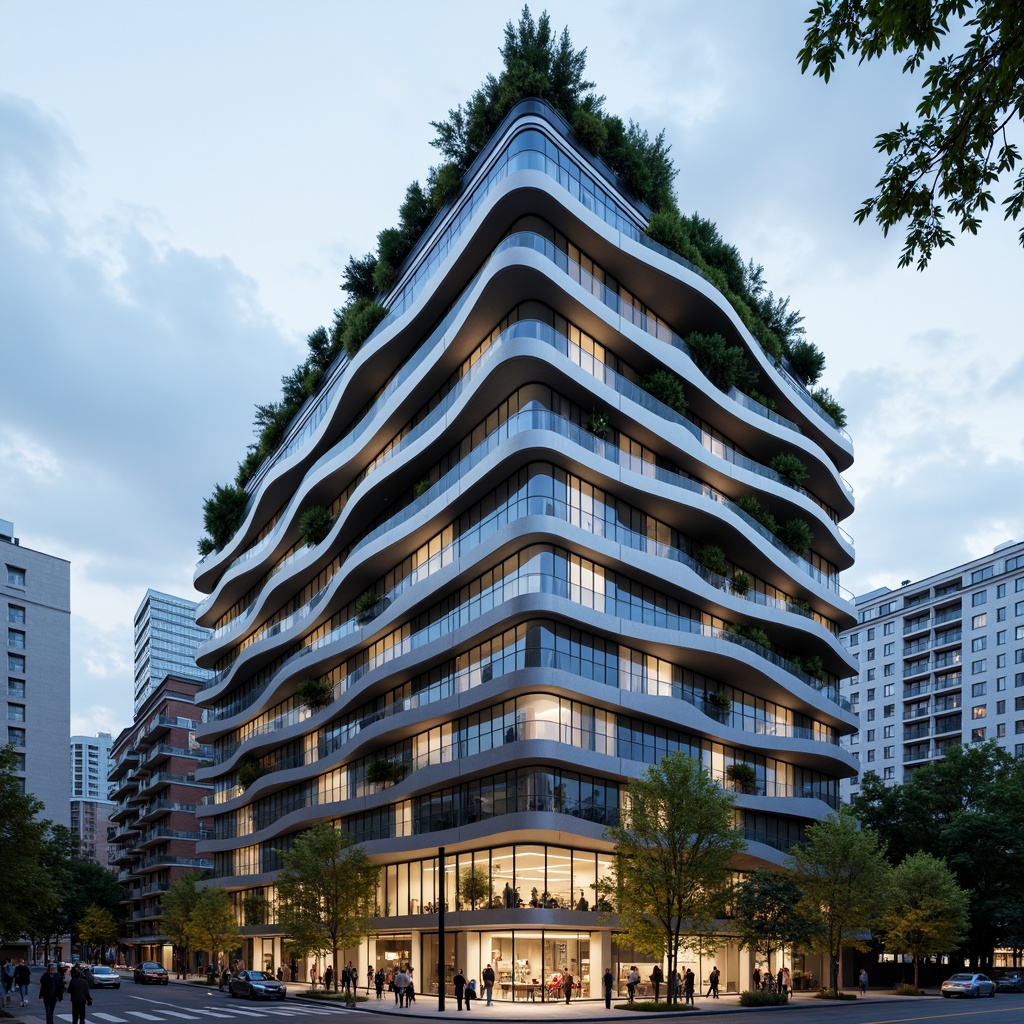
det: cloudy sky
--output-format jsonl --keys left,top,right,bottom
{"left": 2, "top": 1, "right": 1022, "bottom": 741}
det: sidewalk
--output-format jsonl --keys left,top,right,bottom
{"left": 293, "top": 988, "right": 925, "bottom": 1019}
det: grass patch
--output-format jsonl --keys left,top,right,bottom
{"left": 815, "top": 989, "right": 857, "bottom": 1000}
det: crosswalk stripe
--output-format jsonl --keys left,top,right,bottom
{"left": 126, "top": 1013, "right": 167, "bottom": 1020}
{"left": 214, "top": 1011, "right": 268, "bottom": 1017}
{"left": 158, "top": 1013, "right": 203, "bottom": 1019}
{"left": 190, "top": 1011, "right": 235, "bottom": 1018}
{"left": 93, "top": 1014, "right": 129, "bottom": 1023}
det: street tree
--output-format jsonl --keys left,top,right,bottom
{"left": 786, "top": 806, "right": 888, "bottom": 991}
{"left": 598, "top": 751, "right": 745, "bottom": 1005}
{"left": 0, "top": 744, "right": 52, "bottom": 944}
{"left": 160, "top": 871, "right": 205, "bottom": 975}
{"left": 799, "top": 0, "right": 1024, "bottom": 269}
{"left": 881, "top": 852, "right": 969, "bottom": 989}
{"left": 275, "top": 823, "right": 379, "bottom": 988}
{"left": 186, "top": 887, "right": 241, "bottom": 971}
{"left": 732, "top": 868, "right": 810, "bottom": 980}
{"left": 77, "top": 905, "right": 120, "bottom": 963}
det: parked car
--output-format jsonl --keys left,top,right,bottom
{"left": 941, "top": 973, "right": 996, "bottom": 998}
{"left": 84, "top": 965, "right": 121, "bottom": 989}
{"left": 228, "top": 970, "right": 286, "bottom": 1000}
{"left": 133, "top": 962, "right": 169, "bottom": 985}
{"left": 993, "top": 972, "right": 1024, "bottom": 993}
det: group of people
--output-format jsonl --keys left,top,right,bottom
{"left": 752, "top": 965, "right": 793, "bottom": 999}
{"left": 1, "top": 959, "right": 32, "bottom": 1007}
{"left": 37, "top": 962, "right": 92, "bottom": 1024}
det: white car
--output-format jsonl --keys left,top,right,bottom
{"left": 941, "top": 973, "right": 996, "bottom": 998}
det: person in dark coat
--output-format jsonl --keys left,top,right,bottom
{"left": 38, "top": 963, "right": 65, "bottom": 1024}
{"left": 324, "top": 965, "right": 334, "bottom": 992}
{"left": 453, "top": 969, "right": 467, "bottom": 1011}
{"left": 67, "top": 968, "right": 92, "bottom": 1024}
{"left": 563, "top": 970, "right": 574, "bottom": 1004}
{"left": 650, "top": 965, "right": 663, "bottom": 1002}
{"left": 683, "top": 968, "right": 695, "bottom": 1007}
{"left": 602, "top": 968, "right": 614, "bottom": 1009}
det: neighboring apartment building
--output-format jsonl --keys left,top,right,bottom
{"left": 70, "top": 731, "right": 115, "bottom": 863}
{"left": 841, "top": 539, "right": 1024, "bottom": 802}
{"left": 134, "top": 589, "right": 215, "bottom": 714}
{"left": 192, "top": 98, "right": 858, "bottom": 995}
{"left": 109, "top": 591, "right": 213, "bottom": 969}
{"left": 1, "top": 517, "right": 71, "bottom": 824}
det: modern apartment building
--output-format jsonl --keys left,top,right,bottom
{"left": 134, "top": 590, "right": 214, "bottom": 713}
{"left": 109, "top": 591, "right": 214, "bottom": 968}
{"left": 1, "top": 517, "right": 71, "bottom": 824}
{"left": 841, "top": 540, "right": 1024, "bottom": 801}
{"left": 70, "top": 731, "right": 115, "bottom": 862}
{"left": 193, "top": 99, "right": 857, "bottom": 995}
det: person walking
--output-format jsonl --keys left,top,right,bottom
{"left": 2, "top": 958, "right": 14, "bottom": 1006}
{"left": 324, "top": 965, "right": 334, "bottom": 993}
{"left": 453, "top": 969, "right": 467, "bottom": 1011}
{"left": 38, "top": 963, "right": 65, "bottom": 1024}
{"left": 466, "top": 978, "right": 476, "bottom": 1010}
{"left": 858, "top": 969, "right": 868, "bottom": 996}
{"left": 67, "top": 967, "right": 92, "bottom": 1024}
{"left": 482, "top": 964, "right": 495, "bottom": 1006}
{"left": 602, "top": 967, "right": 614, "bottom": 1009}
{"left": 782, "top": 966, "right": 792, "bottom": 1001}
{"left": 375, "top": 968, "right": 385, "bottom": 1000}
{"left": 752, "top": 966, "right": 761, "bottom": 991}
{"left": 650, "top": 964, "right": 663, "bottom": 1002}
{"left": 14, "top": 960, "right": 31, "bottom": 1007}
{"left": 626, "top": 965, "right": 639, "bottom": 1003}
{"left": 367, "top": 966, "right": 374, "bottom": 994}
{"left": 562, "top": 970, "right": 573, "bottom": 1004}
{"left": 394, "top": 967, "right": 410, "bottom": 1007}
{"left": 683, "top": 968, "right": 695, "bottom": 1007}
{"left": 707, "top": 965, "right": 720, "bottom": 999}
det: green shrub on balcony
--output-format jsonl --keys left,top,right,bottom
{"left": 237, "top": 758, "right": 269, "bottom": 789}
{"left": 299, "top": 505, "right": 332, "bottom": 547}
{"left": 201, "top": 483, "right": 249, "bottom": 552}
{"left": 731, "top": 572, "right": 751, "bottom": 595}
{"left": 787, "top": 339, "right": 826, "bottom": 386}
{"left": 636, "top": 368, "right": 687, "bottom": 415}
{"left": 746, "top": 388, "right": 777, "bottom": 412}
{"left": 355, "top": 589, "right": 381, "bottom": 622}
{"left": 685, "top": 332, "right": 758, "bottom": 392}
{"left": 769, "top": 452, "right": 809, "bottom": 489}
{"left": 730, "top": 624, "right": 773, "bottom": 652}
{"left": 413, "top": 477, "right": 432, "bottom": 499}
{"left": 792, "top": 654, "right": 824, "bottom": 679}
{"left": 777, "top": 518, "right": 814, "bottom": 557}
{"left": 735, "top": 493, "right": 778, "bottom": 535}
{"left": 296, "top": 677, "right": 334, "bottom": 712}
{"left": 810, "top": 386, "right": 848, "bottom": 428}
{"left": 586, "top": 409, "right": 609, "bottom": 438}
{"left": 696, "top": 544, "right": 729, "bottom": 577}
{"left": 366, "top": 757, "right": 406, "bottom": 786}
{"left": 705, "top": 690, "right": 732, "bottom": 718}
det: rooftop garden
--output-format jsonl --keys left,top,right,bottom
{"left": 198, "top": 5, "right": 844, "bottom": 557}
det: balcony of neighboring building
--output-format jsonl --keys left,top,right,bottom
{"left": 136, "top": 798, "right": 199, "bottom": 824}
{"left": 108, "top": 749, "right": 140, "bottom": 782}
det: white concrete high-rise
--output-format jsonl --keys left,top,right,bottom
{"left": 192, "top": 99, "right": 858, "bottom": 993}
{"left": 70, "top": 731, "right": 115, "bottom": 862}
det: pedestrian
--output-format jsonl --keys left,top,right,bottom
{"left": 324, "top": 965, "right": 333, "bottom": 992}
{"left": 466, "top": 977, "right": 477, "bottom": 1010}
{"left": 394, "top": 967, "right": 410, "bottom": 1007}
{"left": 482, "top": 963, "right": 495, "bottom": 1006}
{"left": 2, "top": 958, "right": 14, "bottom": 1006}
{"left": 603, "top": 967, "right": 614, "bottom": 1009}
{"left": 683, "top": 968, "right": 695, "bottom": 1007}
{"left": 650, "top": 964, "right": 663, "bottom": 1002}
{"left": 563, "top": 969, "right": 574, "bottom": 1004}
{"left": 14, "top": 960, "right": 31, "bottom": 1007}
{"left": 707, "top": 965, "right": 720, "bottom": 999}
{"left": 777, "top": 968, "right": 784, "bottom": 997}
{"left": 375, "top": 968, "right": 385, "bottom": 999}
{"left": 782, "top": 966, "right": 792, "bottom": 1001}
{"left": 454, "top": 968, "right": 467, "bottom": 1011}
{"left": 38, "top": 963, "right": 65, "bottom": 1024}
{"left": 752, "top": 966, "right": 761, "bottom": 991}
{"left": 367, "top": 966, "right": 374, "bottom": 994}
{"left": 626, "top": 965, "right": 639, "bottom": 1003}
{"left": 406, "top": 970, "right": 415, "bottom": 1005}
{"left": 858, "top": 969, "right": 868, "bottom": 996}
{"left": 68, "top": 967, "right": 92, "bottom": 1024}
{"left": 309, "top": 965, "right": 317, "bottom": 990}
